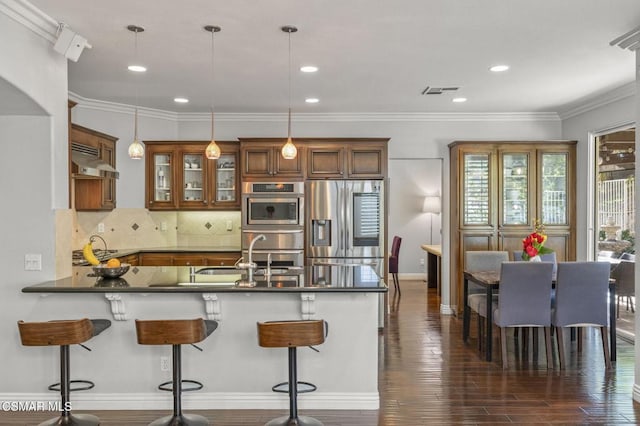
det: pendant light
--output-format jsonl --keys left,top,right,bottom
{"left": 127, "top": 25, "right": 145, "bottom": 159}
{"left": 281, "top": 26, "right": 298, "bottom": 160}
{"left": 204, "top": 25, "right": 221, "bottom": 160}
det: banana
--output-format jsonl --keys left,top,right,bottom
{"left": 82, "top": 242, "right": 101, "bottom": 266}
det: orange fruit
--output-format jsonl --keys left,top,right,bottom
{"left": 106, "top": 258, "right": 121, "bottom": 268}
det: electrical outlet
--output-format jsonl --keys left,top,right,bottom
{"left": 419, "top": 258, "right": 425, "bottom": 265}
{"left": 160, "top": 356, "right": 170, "bottom": 372}
{"left": 161, "top": 221, "right": 167, "bottom": 231}
{"left": 226, "top": 220, "right": 233, "bottom": 231}
{"left": 25, "top": 254, "right": 42, "bottom": 271}
{"left": 97, "top": 223, "right": 105, "bottom": 233}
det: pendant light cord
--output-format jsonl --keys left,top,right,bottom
{"left": 133, "top": 28, "right": 140, "bottom": 141}
{"left": 210, "top": 28, "right": 215, "bottom": 141}
{"left": 287, "top": 29, "right": 292, "bottom": 139}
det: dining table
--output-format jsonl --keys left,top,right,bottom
{"left": 462, "top": 269, "right": 617, "bottom": 362}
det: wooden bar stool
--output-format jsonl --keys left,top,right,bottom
{"left": 257, "top": 320, "right": 327, "bottom": 426}
{"left": 17, "top": 318, "right": 111, "bottom": 426}
{"left": 135, "top": 318, "right": 218, "bottom": 426}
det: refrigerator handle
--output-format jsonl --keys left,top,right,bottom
{"left": 338, "top": 182, "right": 344, "bottom": 253}
{"left": 344, "top": 183, "right": 351, "bottom": 253}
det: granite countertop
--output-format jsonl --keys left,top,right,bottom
{"left": 23, "top": 265, "right": 387, "bottom": 294}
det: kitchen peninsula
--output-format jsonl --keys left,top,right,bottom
{"left": 21, "top": 265, "right": 385, "bottom": 410}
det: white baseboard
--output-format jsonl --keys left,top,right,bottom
{"left": 633, "top": 384, "right": 640, "bottom": 403}
{"left": 440, "top": 304, "right": 455, "bottom": 315}
{"left": 0, "top": 392, "right": 379, "bottom": 411}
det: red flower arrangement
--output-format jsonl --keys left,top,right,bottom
{"left": 522, "top": 220, "right": 553, "bottom": 260}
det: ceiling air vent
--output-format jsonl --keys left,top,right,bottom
{"left": 421, "top": 86, "right": 459, "bottom": 95}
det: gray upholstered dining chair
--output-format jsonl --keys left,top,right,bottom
{"left": 465, "top": 251, "right": 509, "bottom": 350}
{"left": 611, "top": 260, "right": 635, "bottom": 318}
{"left": 494, "top": 261, "right": 554, "bottom": 369}
{"left": 513, "top": 251, "right": 558, "bottom": 275}
{"left": 552, "top": 261, "right": 611, "bottom": 370}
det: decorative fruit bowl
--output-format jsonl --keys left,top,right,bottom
{"left": 92, "top": 263, "right": 130, "bottom": 278}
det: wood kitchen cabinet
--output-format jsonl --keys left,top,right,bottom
{"left": 145, "top": 141, "right": 240, "bottom": 211}
{"left": 138, "top": 252, "right": 241, "bottom": 266}
{"left": 115, "top": 253, "right": 140, "bottom": 266}
{"left": 70, "top": 123, "right": 118, "bottom": 211}
{"left": 239, "top": 138, "right": 304, "bottom": 180}
{"left": 449, "top": 140, "right": 576, "bottom": 314}
{"left": 306, "top": 138, "right": 388, "bottom": 179}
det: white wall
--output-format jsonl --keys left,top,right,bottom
{"left": 389, "top": 158, "right": 442, "bottom": 276}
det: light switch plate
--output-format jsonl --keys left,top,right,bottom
{"left": 226, "top": 220, "right": 233, "bottom": 231}
{"left": 25, "top": 254, "right": 42, "bottom": 271}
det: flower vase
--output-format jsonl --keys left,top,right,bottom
{"left": 529, "top": 255, "right": 541, "bottom": 262}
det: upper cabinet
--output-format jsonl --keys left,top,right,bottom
{"left": 306, "top": 139, "right": 388, "bottom": 179}
{"left": 69, "top": 123, "right": 118, "bottom": 211}
{"left": 145, "top": 141, "right": 240, "bottom": 211}
{"left": 239, "top": 138, "right": 304, "bottom": 180}
{"left": 449, "top": 140, "right": 576, "bottom": 313}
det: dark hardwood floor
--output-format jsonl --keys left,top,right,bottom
{"left": 3, "top": 280, "right": 639, "bottom": 425}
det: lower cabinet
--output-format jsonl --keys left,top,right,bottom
{"left": 138, "top": 252, "right": 241, "bottom": 267}
{"left": 116, "top": 253, "right": 140, "bottom": 266}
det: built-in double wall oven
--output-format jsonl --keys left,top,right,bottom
{"left": 241, "top": 182, "right": 305, "bottom": 268}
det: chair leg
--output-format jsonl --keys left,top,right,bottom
{"left": 599, "top": 327, "right": 613, "bottom": 370}
{"left": 630, "top": 296, "right": 635, "bottom": 313}
{"left": 556, "top": 327, "right": 565, "bottom": 370}
{"left": 501, "top": 327, "right": 508, "bottom": 369}
{"left": 617, "top": 296, "right": 621, "bottom": 319}
{"left": 533, "top": 328, "right": 539, "bottom": 361}
{"left": 577, "top": 328, "right": 582, "bottom": 353}
{"left": 393, "top": 273, "right": 400, "bottom": 296}
{"left": 477, "top": 316, "right": 483, "bottom": 352}
{"left": 544, "top": 327, "right": 553, "bottom": 370}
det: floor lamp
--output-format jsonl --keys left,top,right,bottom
{"left": 423, "top": 196, "right": 441, "bottom": 245}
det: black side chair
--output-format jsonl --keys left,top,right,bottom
{"left": 611, "top": 260, "right": 635, "bottom": 318}
{"left": 389, "top": 236, "right": 402, "bottom": 295}
{"left": 17, "top": 318, "right": 111, "bottom": 426}
{"left": 135, "top": 318, "right": 218, "bottom": 426}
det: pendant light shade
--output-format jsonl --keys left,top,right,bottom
{"left": 281, "top": 26, "right": 298, "bottom": 160}
{"left": 204, "top": 25, "right": 221, "bottom": 160}
{"left": 127, "top": 25, "right": 145, "bottom": 159}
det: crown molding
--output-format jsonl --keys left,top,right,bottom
{"left": 70, "top": 93, "right": 560, "bottom": 123}
{"left": 558, "top": 82, "right": 636, "bottom": 120}
{"left": 0, "top": 0, "right": 58, "bottom": 42}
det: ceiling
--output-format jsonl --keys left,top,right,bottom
{"left": 26, "top": 0, "right": 640, "bottom": 115}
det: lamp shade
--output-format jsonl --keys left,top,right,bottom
{"left": 423, "top": 196, "right": 441, "bottom": 214}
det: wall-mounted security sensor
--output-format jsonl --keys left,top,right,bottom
{"left": 53, "top": 25, "right": 91, "bottom": 62}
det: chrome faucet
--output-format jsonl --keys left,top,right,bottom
{"left": 236, "top": 234, "right": 266, "bottom": 286}
{"left": 266, "top": 252, "right": 272, "bottom": 279}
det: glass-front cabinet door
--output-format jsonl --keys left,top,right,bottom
{"left": 148, "top": 149, "right": 176, "bottom": 209}
{"left": 540, "top": 152, "right": 568, "bottom": 225}
{"left": 501, "top": 152, "right": 530, "bottom": 226}
{"left": 180, "top": 151, "right": 207, "bottom": 208}
{"left": 462, "top": 152, "right": 491, "bottom": 225}
{"left": 214, "top": 153, "right": 237, "bottom": 204}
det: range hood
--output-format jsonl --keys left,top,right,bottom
{"left": 71, "top": 143, "right": 119, "bottom": 179}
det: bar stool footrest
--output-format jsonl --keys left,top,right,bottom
{"left": 265, "top": 415, "right": 324, "bottom": 426}
{"left": 48, "top": 380, "right": 95, "bottom": 392}
{"left": 158, "top": 379, "right": 203, "bottom": 392}
{"left": 272, "top": 381, "right": 317, "bottom": 394}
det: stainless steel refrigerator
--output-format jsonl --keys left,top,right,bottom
{"left": 305, "top": 180, "right": 385, "bottom": 286}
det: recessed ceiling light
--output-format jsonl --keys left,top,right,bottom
{"left": 300, "top": 65, "right": 318, "bottom": 73}
{"left": 305, "top": 98, "right": 319, "bottom": 104}
{"left": 174, "top": 97, "right": 189, "bottom": 103}
{"left": 489, "top": 64, "right": 509, "bottom": 72}
{"left": 452, "top": 97, "right": 467, "bottom": 103}
{"left": 128, "top": 65, "right": 147, "bottom": 72}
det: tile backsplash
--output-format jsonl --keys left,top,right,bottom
{"left": 73, "top": 208, "right": 241, "bottom": 250}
